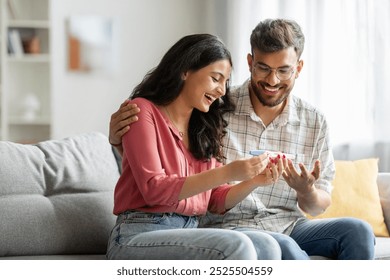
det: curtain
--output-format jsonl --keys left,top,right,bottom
{"left": 208, "top": 0, "right": 390, "bottom": 148}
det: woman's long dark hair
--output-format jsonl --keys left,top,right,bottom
{"left": 131, "top": 34, "right": 235, "bottom": 161}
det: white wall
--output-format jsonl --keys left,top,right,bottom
{"left": 50, "top": 0, "right": 208, "bottom": 139}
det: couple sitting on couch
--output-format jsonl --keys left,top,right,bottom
{"left": 106, "top": 19, "right": 375, "bottom": 260}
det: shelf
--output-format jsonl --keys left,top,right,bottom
{"left": 7, "top": 54, "right": 50, "bottom": 62}
{"left": 7, "top": 20, "right": 50, "bottom": 29}
{"left": 1, "top": 0, "right": 52, "bottom": 142}
{"left": 8, "top": 116, "right": 51, "bottom": 125}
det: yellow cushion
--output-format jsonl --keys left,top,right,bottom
{"left": 310, "top": 158, "right": 389, "bottom": 237}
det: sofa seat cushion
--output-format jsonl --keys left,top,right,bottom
{"left": 375, "top": 237, "right": 390, "bottom": 260}
{"left": 0, "top": 132, "right": 120, "bottom": 257}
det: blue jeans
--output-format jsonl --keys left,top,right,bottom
{"left": 290, "top": 217, "right": 376, "bottom": 259}
{"left": 234, "top": 228, "right": 310, "bottom": 260}
{"left": 106, "top": 211, "right": 281, "bottom": 260}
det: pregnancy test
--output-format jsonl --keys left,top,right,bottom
{"left": 249, "top": 150, "right": 295, "bottom": 160}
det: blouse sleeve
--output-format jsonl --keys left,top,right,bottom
{"left": 207, "top": 160, "right": 233, "bottom": 214}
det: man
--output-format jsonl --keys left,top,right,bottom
{"left": 109, "top": 19, "right": 375, "bottom": 259}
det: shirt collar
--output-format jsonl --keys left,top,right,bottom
{"left": 232, "top": 79, "right": 300, "bottom": 125}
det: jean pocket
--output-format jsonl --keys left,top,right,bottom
{"left": 115, "top": 212, "right": 168, "bottom": 239}
{"left": 122, "top": 211, "right": 167, "bottom": 224}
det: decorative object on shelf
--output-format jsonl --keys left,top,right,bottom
{"left": 20, "top": 92, "right": 41, "bottom": 121}
{"left": 22, "top": 35, "right": 41, "bottom": 54}
{"left": 8, "top": 29, "right": 24, "bottom": 56}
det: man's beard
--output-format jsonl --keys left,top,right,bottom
{"left": 250, "top": 78, "right": 290, "bottom": 107}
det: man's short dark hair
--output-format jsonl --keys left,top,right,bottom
{"left": 250, "top": 18, "right": 305, "bottom": 58}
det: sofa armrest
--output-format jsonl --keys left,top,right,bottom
{"left": 377, "top": 173, "right": 390, "bottom": 231}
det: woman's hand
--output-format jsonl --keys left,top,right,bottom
{"left": 251, "top": 154, "right": 288, "bottom": 186}
{"left": 225, "top": 153, "right": 269, "bottom": 182}
{"left": 223, "top": 154, "right": 287, "bottom": 210}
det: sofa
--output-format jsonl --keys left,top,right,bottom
{"left": 0, "top": 132, "right": 120, "bottom": 259}
{"left": 370, "top": 173, "right": 390, "bottom": 259}
{"left": 0, "top": 132, "right": 389, "bottom": 259}
{"left": 310, "top": 172, "right": 390, "bottom": 260}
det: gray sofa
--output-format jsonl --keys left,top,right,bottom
{"left": 0, "top": 132, "right": 120, "bottom": 259}
{"left": 0, "top": 132, "right": 389, "bottom": 259}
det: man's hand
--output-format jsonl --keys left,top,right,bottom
{"left": 282, "top": 159, "right": 320, "bottom": 193}
{"left": 109, "top": 100, "right": 140, "bottom": 147}
{"left": 283, "top": 160, "right": 330, "bottom": 216}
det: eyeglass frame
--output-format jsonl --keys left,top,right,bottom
{"left": 251, "top": 58, "right": 300, "bottom": 81}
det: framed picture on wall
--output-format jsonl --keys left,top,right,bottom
{"left": 66, "top": 15, "right": 115, "bottom": 75}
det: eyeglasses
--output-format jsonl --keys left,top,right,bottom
{"left": 252, "top": 63, "right": 296, "bottom": 81}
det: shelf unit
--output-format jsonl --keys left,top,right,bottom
{"left": 0, "top": 0, "right": 51, "bottom": 143}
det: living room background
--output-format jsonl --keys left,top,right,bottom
{"left": 49, "top": 0, "right": 210, "bottom": 141}
{"left": 1, "top": 0, "right": 389, "bottom": 169}
{"left": 206, "top": 0, "right": 390, "bottom": 170}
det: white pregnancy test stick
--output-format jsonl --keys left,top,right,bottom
{"left": 249, "top": 150, "right": 295, "bottom": 159}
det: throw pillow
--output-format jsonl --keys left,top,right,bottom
{"left": 309, "top": 158, "right": 389, "bottom": 237}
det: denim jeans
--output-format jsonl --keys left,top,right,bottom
{"left": 106, "top": 211, "right": 281, "bottom": 260}
{"left": 234, "top": 228, "right": 310, "bottom": 260}
{"left": 290, "top": 217, "right": 376, "bottom": 259}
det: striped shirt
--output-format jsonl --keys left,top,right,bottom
{"left": 200, "top": 79, "right": 335, "bottom": 234}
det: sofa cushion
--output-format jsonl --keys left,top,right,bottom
{"left": 309, "top": 159, "right": 389, "bottom": 237}
{"left": 0, "top": 132, "right": 120, "bottom": 257}
{"left": 374, "top": 237, "right": 390, "bottom": 260}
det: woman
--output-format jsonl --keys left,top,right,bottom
{"left": 106, "top": 34, "right": 286, "bottom": 260}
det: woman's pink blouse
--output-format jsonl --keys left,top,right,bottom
{"left": 113, "top": 98, "right": 231, "bottom": 216}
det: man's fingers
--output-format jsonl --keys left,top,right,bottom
{"left": 298, "top": 163, "right": 311, "bottom": 179}
{"left": 119, "top": 99, "right": 130, "bottom": 108}
{"left": 112, "top": 101, "right": 137, "bottom": 117}
{"left": 117, "top": 125, "right": 130, "bottom": 137}
{"left": 118, "top": 103, "right": 139, "bottom": 116}
{"left": 111, "top": 104, "right": 140, "bottom": 128}
{"left": 116, "top": 108, "right": 140, "bottom": 123}
{"left": 311, "top": 160, "right": 321, "bottom": 179}
{"left": 287, "top": 160, "right": 299, "bottom": 177}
